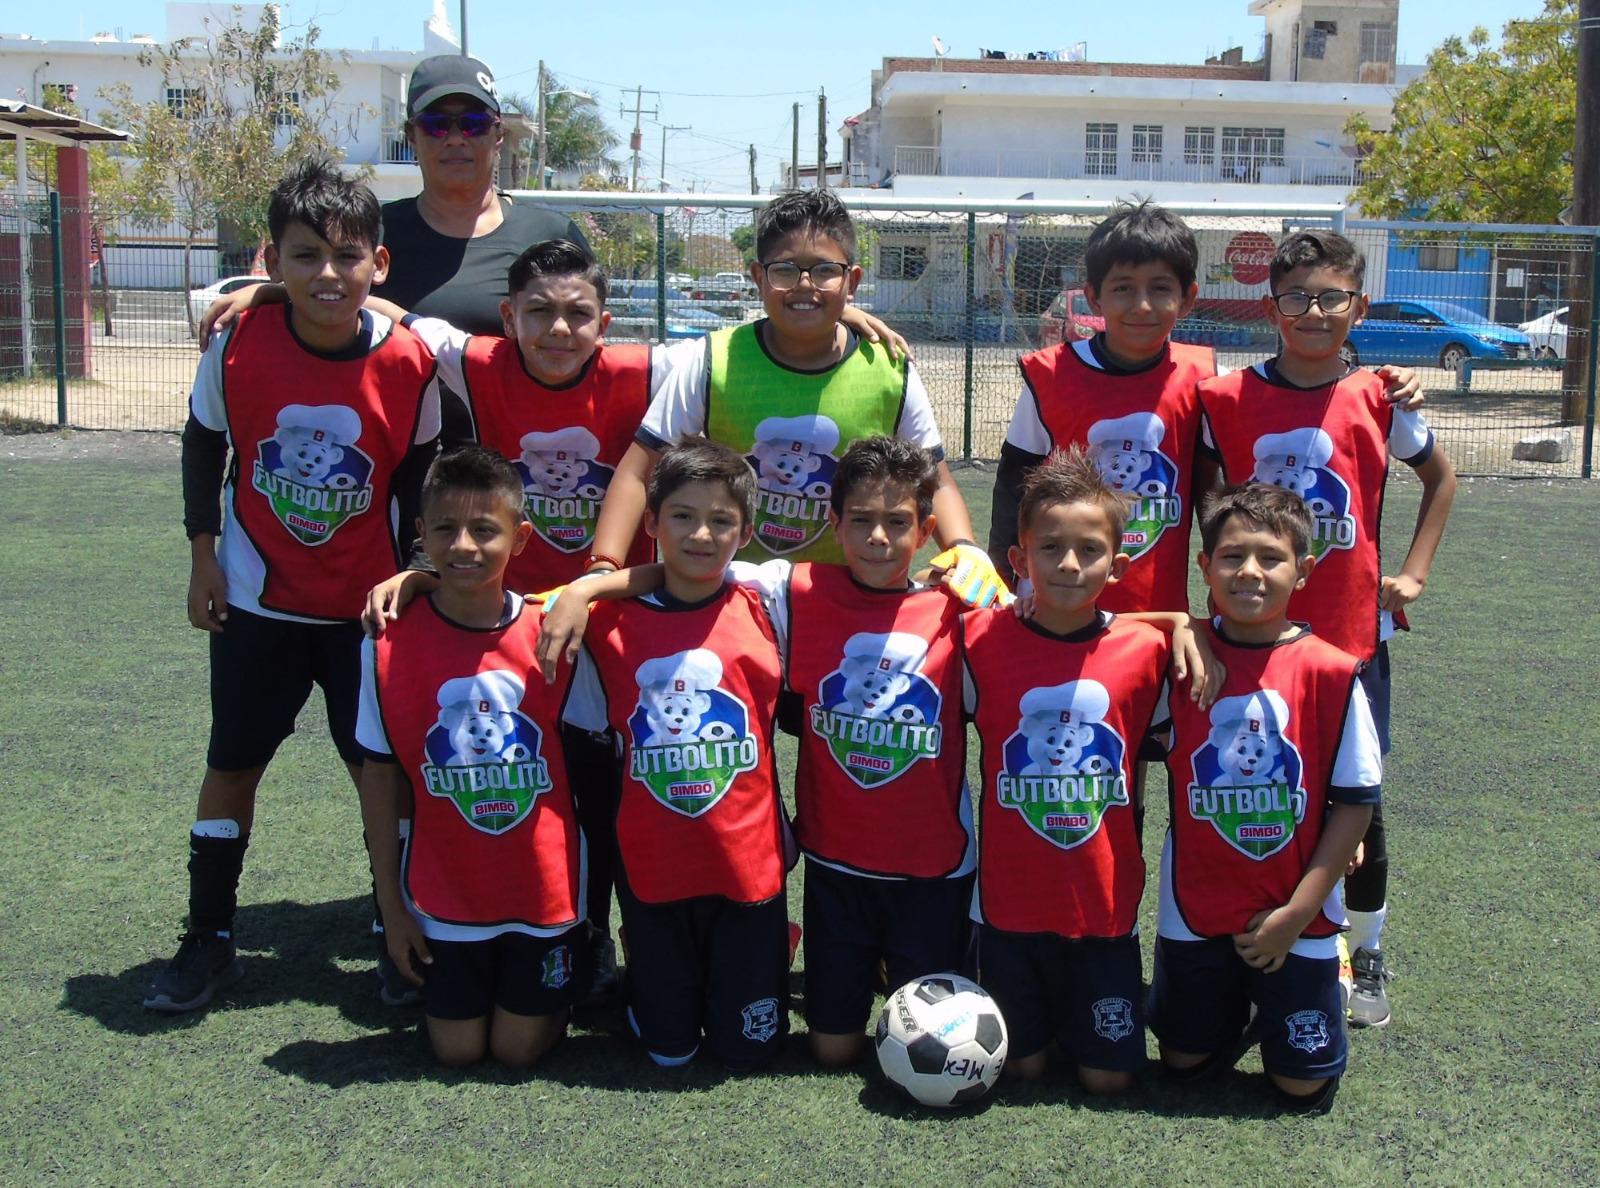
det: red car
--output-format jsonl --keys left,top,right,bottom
{"left": 1038, "top": 288, "right": 1105, "bottom": 347}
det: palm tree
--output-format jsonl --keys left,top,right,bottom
{"left": 502, "top": 85, "right": 621, "bottom": 188}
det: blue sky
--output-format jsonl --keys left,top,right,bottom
{"left": 21, "top": 0, "right": 1540, "bottom": 191}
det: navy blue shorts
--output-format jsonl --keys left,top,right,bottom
{"left": 207, "top": 605, "right": 364, "bottom": 770}
{"left": 802, "top": 858, "right": 973, "bottom": 1034}
{"left": 616, "top": 877, "right": 789, "bottom": 1070}
{"left": 975, "top": 926, "right": 1146, "bottom": 1071}
{"left": 1359, "top": 641, "right": 1392, "bottom": 755}
{"left": 1149, "top": 936, "right": 1347, "bottom": 1081}
{"left": 423, "top": 925, "right": 587, "bottom": 1021}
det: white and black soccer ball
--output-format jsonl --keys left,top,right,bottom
{"left": 875, "top": 973, "right": 1008, "bottom": 1108}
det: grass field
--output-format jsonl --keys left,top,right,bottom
{"left": 3, "top": 440, "right": 1598, "bottom": 1185}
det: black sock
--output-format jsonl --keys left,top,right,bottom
{"left": 188, "top": 831, "right": 249, "bottom": 937}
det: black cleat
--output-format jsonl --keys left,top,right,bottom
{"left": 143, "top": 931, "right": 243, "bottom": 1013}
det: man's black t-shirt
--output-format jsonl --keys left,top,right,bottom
{"left": 375, "top": 195, "right": 591, "bottom": 335}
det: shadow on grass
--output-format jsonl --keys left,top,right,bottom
{"left": 61, "top": 896, "right": 410, "bottom": 1035}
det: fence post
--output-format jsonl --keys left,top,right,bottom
{"left": 963, "top": 211, "right": 976, "bottom": 461}
{"left": 1583, "top": 233, "right": 1599, "bottom": 479}
{"left": 656, "top": 211, "right": 668, "bottom": 345}
{"left": 49, "top": 191, "right": 68, "bottom": 428}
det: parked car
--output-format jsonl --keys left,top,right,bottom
{"left": 688, "top": 285, "right": 756, "bottom": 319}
{"left": 711, "top": 271, "right": 755, "bottom": 294}
{"left": 1518, "top": 306, "right": 1570, "bottom": 360}
{"left": 1342, "top": 299, "right": 1533, "bottom": 372}
{"left": 609, "top": 278, "right": 691, "bottom": 302}
{"left": 1038, "top": 288, "right": 1105, "bottom": 347}
{"left": 606, "top": 298, "right": 730, "bottom": 340}
{"left": 187, "top": 275, "right": 268, "bottom": 324}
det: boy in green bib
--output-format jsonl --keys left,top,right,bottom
{"left": 588, "top": 189, "right": 1006, "bottom": 606}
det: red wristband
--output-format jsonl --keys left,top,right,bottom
{"left": 585, "top": 552, "right": 623, "bottom": 573}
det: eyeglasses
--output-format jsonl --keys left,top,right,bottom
{"left": 1273, "top": 289, "right": 1360, "bottom": 317}
{"left": 759, "top": 260, "right": 850, "bottom": 291}
{"left": 412, "top": 111, "right": 500, "bottom": 139}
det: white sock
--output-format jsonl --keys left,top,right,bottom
{"left": 1346, "top": 904, "right": 1387, "bottom": 954}
{"left": 192, "top": 818, "right": 241, "bottom": 840}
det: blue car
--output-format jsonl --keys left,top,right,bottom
{"left": 1343, "top": 299, "right": 1533, "bottom": 373}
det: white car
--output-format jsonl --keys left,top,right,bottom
{"left": 188, "top": 275, "right": 269, "bottom": 324}
{"left": 1518, "top": 306, "right": 1569, "bottom": 360}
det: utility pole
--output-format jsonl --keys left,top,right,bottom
{"left": 534, "top": 60, "right": 546, "bottom": 190}
{"left": 459, "top": 0, "right": 467, "bottom": 56}
{"left": 659, "top": 124, "right": 691, "bottom": 192}
{"left": 817, "top": 87, "right": 828, "bottom": 189}
{"left": 749, "top": 144, "right": 758, "bottom": 194}
{"left": 621, "top": 87, "right": 659, "bottom": 192}
{"left": 1563, "top": 0, "right": 1599, "bottom": 425}
{"left": 791, "top": 102, "right": 800, "bottom": 189}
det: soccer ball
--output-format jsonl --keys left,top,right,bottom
{"left": 874, "top": 973, "right": 1008, "bottom": 1108}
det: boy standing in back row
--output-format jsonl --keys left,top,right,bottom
{"left": 148, "top": 159, "right": 441, "bottom": 1012}
{"left": 1199, "top": 230, "right": 1456, "bottom": 1027}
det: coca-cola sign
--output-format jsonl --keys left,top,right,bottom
{"left": 1224, "top": 232, "right": 1276, "bottom": 286}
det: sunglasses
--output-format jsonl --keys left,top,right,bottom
{"left": 412, "top": 111, "right": 500, "bottom": 139}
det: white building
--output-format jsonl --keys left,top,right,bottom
{"left": 0, "top": 1, "right": 522, "bottom": 285}
{"left": 840, "top": 0, "right": 1411, "bottom": 208}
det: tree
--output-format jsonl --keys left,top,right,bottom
{"left": 100, "top": 8, "right": 368, "bottom": 330}
{"left": 1344, "top": 0, "right": 1577, "bottom": 223}
{"left": 502, "top": 80, "right": 620, "bottom": 189}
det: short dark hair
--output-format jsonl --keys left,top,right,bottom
{"left": 755, "top": 189, "right": 857, "bottom": 263}
{"left": 1085, "top": 199, "right": 1198, "bottom": 293}
{"left": 1017, "top": 445, "right": 1128, "bottom": 543}
{"left": 507, "top": 238, "right": 608, "bottom": 304}
{"left": 421, "top": 445, "right": 527, "bottom": 523}
{"left": 1270, "top": 229, "right": 1366, "bottom": 292}
{"left": 648, "top": 439, "right": 758, "bottom": 528}
{"left": 1198, "top": 482, "right": 1313, "bottom": 557}
{"left": 267, "top": 156, "right": 382, "bottom": 250}
{"left": 830, "top": 436, "right": 939, "bottom": 519}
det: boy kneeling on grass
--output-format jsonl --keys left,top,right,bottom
{"left": 357, "top": 446, "right": 587, "bottom": 1068}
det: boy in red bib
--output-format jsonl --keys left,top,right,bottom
{"left": 1198, "top": 231, "right": 1456, "bottom": 1028}
{"left": 1148, "top": 483, "right": 1381, "bottom": 1113}
{"left": 560, "top": 441, "right": 791, "bottom": 1070}
{"left": 147, "top": 159, "right": 441, "bottom": 1013}
{"left": 357, "top": 447, "right": 586, "bottom": 1067}
{"left": 962, "top": 448, "right": 1177, "bottom": 1093}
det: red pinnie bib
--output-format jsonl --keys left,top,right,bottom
{"left": 1018, "top": 340, "right": 1214, "bottom": 613}
{"left": 224, "top": 306, "right": 435, "bottom": 620}
{"left": 463, "top": 337, "right": 654, "bottom": 592}
{"left": 1200, "top": 366, "right": 1392, "bottom": 659}
{"left": 962, "top": 611, "right": 1169, "bottom": 936}
{"left": 584, "top": 586, "right": 786, "bottom": 905}
{"left": 785, "top": 564, "right": 968, "bottom": 878}
{"left": 374, "top": 598, "right": 582, "bottom": 931}
{"left": 1162, "top": 622, "right": 1361, "bottom": 939}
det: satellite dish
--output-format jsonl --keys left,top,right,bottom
{"left": 931, "top": 35, "right": 948, "bottom": 57}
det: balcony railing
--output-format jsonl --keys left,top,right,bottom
{"left": 892, "top": 145, "right": 1371, "bottom": 187}
{"left": 381, "top": 128, "right": 415, "bottom": 165}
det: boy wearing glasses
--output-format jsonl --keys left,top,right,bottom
{"left": 1198, "top": 230, "right": 1456, "bottom": 1029}
{"left": 591, "top": 189, "right": 1006, "bottom": 602}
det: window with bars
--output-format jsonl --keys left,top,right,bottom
{"left": 273, "top": 91, "right": 300, "bottom": 128}
{"left": 878, "top": 244, "right": 928, "bottom": 281}
{"left": 1360, "top": 21, "right": 1397, "bottom": 66}
{"left": 1085, "top": 122, "right": 1118, "bottom": 176}
{"left": 1220, "top": 126, "right": 1285, "bottom": 181}
{"left": 166, "top": 87, "right": 202, "bottom": 118}
{"left": 42, "top": 83, "right": 78, "bottom": 110}
{"left": 1418, "top": 245, "right": 1459, "bottom": 272}
{"left": 1131, "top": 125, "right": 1163, "bottom": 165}
{"left": 1184, "top": 126, "right": 1215, "bottom": 166}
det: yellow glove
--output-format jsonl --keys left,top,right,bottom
{"left": 928, "top": 542, "right": 1014, "bottom": 609}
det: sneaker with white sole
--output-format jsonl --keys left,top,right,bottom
{"left": 1348, "top": 946, "right": 1392, "bottom": 1029}
{"left": 143, "top": 931, "right": 242, "bottom": 1013}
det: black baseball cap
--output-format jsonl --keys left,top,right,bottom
{"left": 407, "top": 56, "right": 501, "bottom": 118}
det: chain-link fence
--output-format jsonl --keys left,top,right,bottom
{"left": 3, "top": 188, "right": 1595, "bottom": 478}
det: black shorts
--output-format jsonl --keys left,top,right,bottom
{"left": 207, "top": 606, "right": 364, "bottom": 770}
{"left": 1149, "top": 936, "right": 1347, "bottom": 1081}
{"left": 802, "top": 858, "right": 973, "bottom": 1034}
{"left": 423, "top": 925, "right": 588, "bottom": 1021}
{"left": 976, "top": 926, "right": 1146, "bottom": 1071}
{"left": 616, "top": 877, "right": 789, "bottom": 1070}
{"left": 1359, "top": 641, "right": 1392, "bottom": 755}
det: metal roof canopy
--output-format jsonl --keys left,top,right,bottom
{"left": 0, "top": 100, "right": 130, "bottom": 148}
